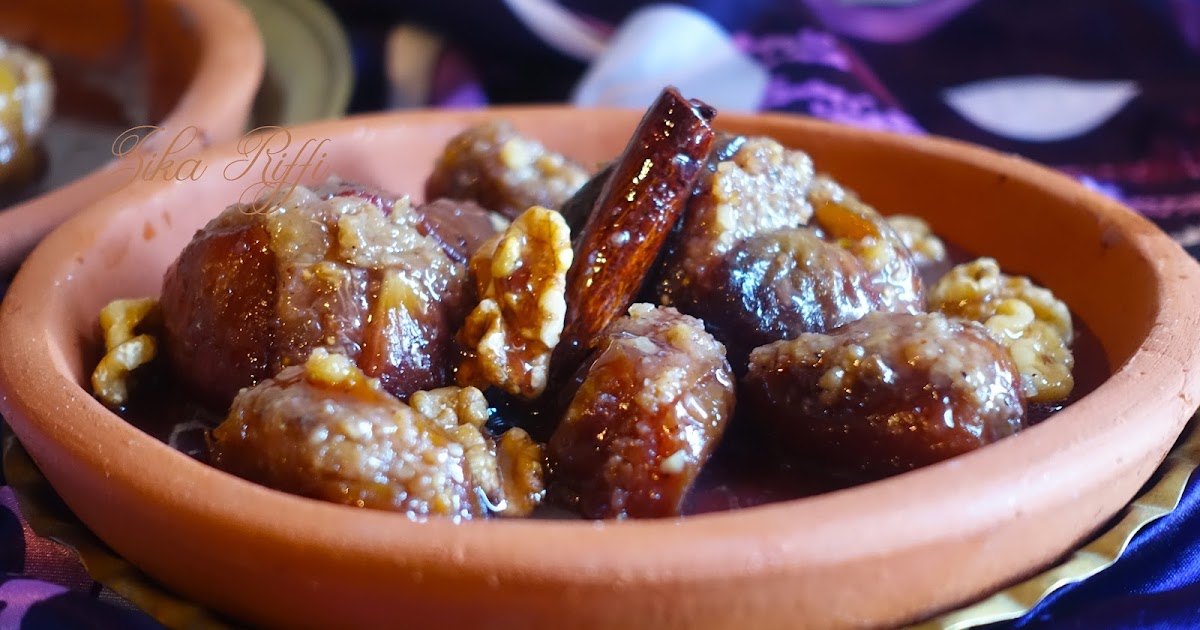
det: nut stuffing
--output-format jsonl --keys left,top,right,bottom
{"left": 549, "top": 304, "right": 735, "bottom": 519}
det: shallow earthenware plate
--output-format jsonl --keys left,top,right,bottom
{"left": 0, "top": 108, "right": 1198, "bottom": 630}
{"left": 242, "top": 0, "right": 352, "bottom": 127}
{"left": 6, "top": 418, "right": 1200, "bottom": 629}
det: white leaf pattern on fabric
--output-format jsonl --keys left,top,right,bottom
{"left": 502, "top": 0, "right": 609, "bottom": 62}
{"left": 943, "top": 75, "right": 1140, "bottom": 142}
{"left": 571, "top": 5, "right": 769, "bottom": 112}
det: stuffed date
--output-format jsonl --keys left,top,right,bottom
{"left": 424, "top": 120, "right": 589, "bottom": 220}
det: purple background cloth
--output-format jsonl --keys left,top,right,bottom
{"left": 3, "top": 0, "right": 1200, "bottom": 627}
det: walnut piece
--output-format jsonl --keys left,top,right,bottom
{"left": 456, "top": 206, "right": 572, "bottom": 399}
{"left": 886, "top": 214, "right": 946, "bottom": 266}
{"left": 91, "top": 298, "right": 161, "bottom": 407}
{"left": 409, "top": 385, "right": 546, "bottom": 516}
{"left": 928, "top": 257, "right": 1074, "bottom": 403}
{"left": 496, "top": 428, "right": 545, "bottom": 517}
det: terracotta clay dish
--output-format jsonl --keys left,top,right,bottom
{"left": 1, "top": 97, "right": 1199, "bottom": 630}
{"left": 0, "top": 0, "right": 264, "bottom": 274}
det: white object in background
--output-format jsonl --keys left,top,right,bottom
{"left": 571, "top": 4, "right": 769, "bottom": 113}
{"left": 503, "top": 0, "right": 609, "bottom": 62}
{"left": 943, "top": 75, "right": 1140, "bottom": 143}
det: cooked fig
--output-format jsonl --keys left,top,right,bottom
{"left": 424, "top": 120, "right": 589, "bottom": 220}
{"left": 549, "top": 304, "right": 734, "bottom": 519}
{"left": 160, "top": 183, "right": 470, "bottom": 407}
{"left": 657, "top": 136, "right": 816, "bottom": 304}
{"left": 743, "top": 311, "right": 1026, "bottom": 478}
{"left": 706, "top": 228, "right": 879, "bottom": 366}
{"left": 159, "top": 210, "right": 277, "bottom": 405}
{"left": 660, "top": 162, "right": 924, "bottom": 369}
{"left": 211, "top": 350, "right": 488, "bottom": 520}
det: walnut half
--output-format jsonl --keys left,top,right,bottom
{"left": 886, "top": 214, "right": 946, "bottom": 266}
{"left": 456, "top": 205, "right": 572, "bottom": 399}
{"left": 928, "top": 257, "right": 1074, "bottom": 403}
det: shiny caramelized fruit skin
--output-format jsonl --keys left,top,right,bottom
{"left": 210, "top": 350, "right": 486, "bottom": 520}
{"left": 549, "top": 304, "right": 735, "bottom": 519}
{"left": 160, "top": 183, "right": 473, "bottom": 408}
{"left": 657, "top": 138, "right": 924, "bottom": 370}
{"left": 160, "top": 210, "right": 278, "bottom": 405}
{"left": 708, "top": 228, "right": 877, "bottom": 367}
{"left": 424, "top": 120, "right": 589, "bottom": 220}
{"left": 744, "top": 311, "right": 1026, "bottom": 478}
{"left": 707, "top": 181, "right": 925, "bottom": 367}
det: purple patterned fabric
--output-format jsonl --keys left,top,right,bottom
{"left": 2, "top": 1, "right": 1199, "bottom": 628}
{"left": 0, "top": 482, "right": 162, "bottom": 628}
{"left": 0, "top": 490, "right": 95, "bottom": 595}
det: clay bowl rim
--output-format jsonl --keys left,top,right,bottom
{"left": 0, "top": 0, "right": 265, "bottom": 272}
{"left": 3, "top": 106, "right": 1200, "bottom": 586}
